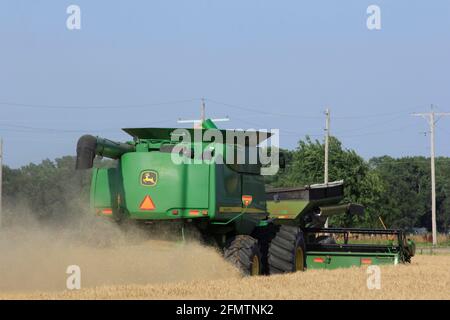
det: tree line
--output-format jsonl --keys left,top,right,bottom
{"left": 267, "top": 136, "right": 450, "bottom": 232}
{"left": 2, "top": 136, "right": 449, "bottom": 232}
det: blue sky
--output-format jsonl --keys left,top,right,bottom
{"left": 0, "top": 0, "right": 449, "bottom": 167}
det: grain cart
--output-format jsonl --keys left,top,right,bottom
{"left": 76, "top": 119, "right": 415, "bottom": 275}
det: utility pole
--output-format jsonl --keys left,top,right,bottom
{"left": 324, "top": 108, "right": 330, "bottom": 184}
{"left": 412, "top": 106, "right": 450, "bottom": 246}
{"left": 324, "top": 108, "right": 330, "bottom": 228}
{"left": 0, "top": 138, "right": 2, "bottom": 229}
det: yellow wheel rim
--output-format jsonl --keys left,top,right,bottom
{"left": 251, "top": 255, "right": 260, "bottom": 276}
{"left": 295, "top": 247, "right": 304, "bottom": 271}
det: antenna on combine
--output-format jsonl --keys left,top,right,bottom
{"left": 177, "top": 98, "right": 230, "bottom": 127}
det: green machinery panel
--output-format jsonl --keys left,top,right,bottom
{"left": 121, "top": 152, "right": 210, "bottom": 219}
{"left": 306, "top": 251, "right": 399, "bottom": 270}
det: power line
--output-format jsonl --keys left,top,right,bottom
{"left": 332, "top": 108, "right": 419, "bottom": 120}
{"left": 0, "top": 119, "right": 174, "bottom": 134}
{"left": 0, "top": 96, "right": 431, "bottom": 121}
{"left": 0, "top": 98, "right": 200, "bottom": 109}
{"left": 332, "top": 114, "right": 406, "bottom": 135}
{"left": 336, "top": 124, "right": 415, "bottom": 139}
{"left": 234, "top": 113, "right": 415, "bottom": 138}
{"left": 206, "top": 99, "right": 323, "bottom": 119}
{"left": 230, "top": 117, "right": 323, "bottom": 137}
{"left": 234, "top": 116, "right": 417, "bottom": 140}
{"left": 206, "top": 98, "right": 422, "bottom": 120}
{"left": 177, "top": 98, "right": 230, "bottom": 126}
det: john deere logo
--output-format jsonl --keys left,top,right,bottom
{"left": 141, "top": 170, "right": 158, "bottom": 186}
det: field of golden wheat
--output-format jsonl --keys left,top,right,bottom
{"left": 1, "top": 218, "right": 449, "bottom": 300}
{"left": 2, "top": 254, "right": 449, "bottom": 300}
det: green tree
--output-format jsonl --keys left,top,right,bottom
{"left": 370, "top": 156, "right": 450, "bottom": 232}
{"left": 2, "top": 156, "right": 115, "bottom": 225}
{"left": 268, "top": 136, "right": 384, "bottom": 227}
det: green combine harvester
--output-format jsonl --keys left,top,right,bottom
{"left": 76, "top": 119, "right": 415, "bottom": 275}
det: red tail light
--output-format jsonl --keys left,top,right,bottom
{"left": 189, "top": 210, "right": 200, "bottom": 216}
{"left": 101, "top": 208, "right": 113, "bottom": 215}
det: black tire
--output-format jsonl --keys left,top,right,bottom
{"left": 268, "top": 225, "right": 305, "bottom": 274}
{"left": 224, "top": 235, "right": 262, "bottom": 276}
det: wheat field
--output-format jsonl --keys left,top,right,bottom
{"left": 2, "top": 254, "right": 449, "bottom": 300}
{"left": 0, "top": 219, "right": 448, "bottom": 300}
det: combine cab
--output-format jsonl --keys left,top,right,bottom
{"left": 76, "top": 120, "right": 415, "bottom": 275}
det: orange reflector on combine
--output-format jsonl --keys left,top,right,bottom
{"left": 361, "top": 258, "right": 372, "bottom": 265}
{"left": 139, "top": 195, "right": 155, "bottom": 211}
{"left": 101, "top": 208, "right": 113, "bottom": 215}
{"left": 189, "top": 210, "right": 200, "bottom": 216}
{"left": 242, "top": 195, "right": 253, "bottom": 206}
{"left": 313, "top": 257, "right": 325, "bottom": 263}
